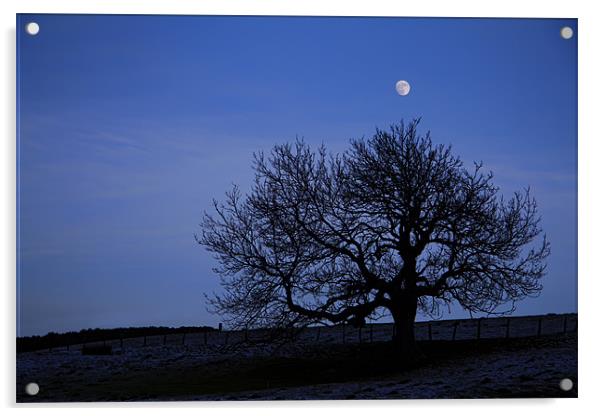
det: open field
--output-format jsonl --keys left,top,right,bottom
{"left": 16, "top": 314, "right": 577, "bottom": 402}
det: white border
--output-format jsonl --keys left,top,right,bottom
{"left": 2, "top": 1, "right": 601, "bottom": 415}
{"left": 2, "top": 0, "right": 586, "bottom": 17}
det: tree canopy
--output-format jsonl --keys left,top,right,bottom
{"left": 198, "top": 120, "right": 550, "bottom": 351}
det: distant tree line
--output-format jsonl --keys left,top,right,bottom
{"left": 17, "top": 325, "right": 216, "bottom": 353}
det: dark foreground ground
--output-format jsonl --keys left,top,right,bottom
{"left": 17, "top": 332, "right": 577, "bottom": 402}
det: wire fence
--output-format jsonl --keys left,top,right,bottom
{"left": 40, "top": 313, "right": 577, "bottom": 354}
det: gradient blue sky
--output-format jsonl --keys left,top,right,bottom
{"left": 17, "top": 15, "right": 577, "bottom": 336}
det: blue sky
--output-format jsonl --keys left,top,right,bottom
{"left": 17, "top": 15, "right": 577, "bottom": 336}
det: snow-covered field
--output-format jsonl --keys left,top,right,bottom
{"left": 182, "top": 334, "right": 577, "bottom": 400}
{"left": 16, "top": 314, "right": 577, "bottom": 402}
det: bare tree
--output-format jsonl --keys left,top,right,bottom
{"left": 198, "top": 120, "right": 550, "bottom": 355}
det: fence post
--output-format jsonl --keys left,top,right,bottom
{"left": 537, "top": 318, "right": 542, "bottom": 337}
{"left": 428, "top": 323, "right": 432, "bottom": 341}
{"left": 505, "top": 318, "right": 511, "bottom": 339}
{"left": 452, "top": 322, "right": 458, "bottom": 341}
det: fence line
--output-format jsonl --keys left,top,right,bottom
{"left": 31, "top": 313, "right": 578, "bottom": 354}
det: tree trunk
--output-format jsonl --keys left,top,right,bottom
{"left": 390, "top": 294, "right": 421, "bottom": 361}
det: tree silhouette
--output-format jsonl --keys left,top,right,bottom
{"left": 198, "top": 120, "right": 550, "bottom": 355}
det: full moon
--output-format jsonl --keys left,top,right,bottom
{"left": 395, "top": 80, "right": 411, "bottom": 96}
